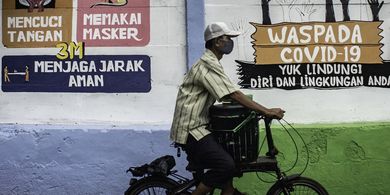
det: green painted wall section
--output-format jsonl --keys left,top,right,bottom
{"left": 233, "top": 122, "right": 390, "bottom": 195}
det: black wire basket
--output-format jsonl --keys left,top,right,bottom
{"left": 209, "top": 102, "right": 260, "bottom": 163}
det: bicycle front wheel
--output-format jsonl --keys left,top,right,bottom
{"left": 125, "top": 176, "right": 179, "bottom": 195}
{"left": 267, "top": 176, "right": 328, "bottom": 195}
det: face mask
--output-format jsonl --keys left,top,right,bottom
{"left": 219, "top": 39, "right": 234, "bottom": 54}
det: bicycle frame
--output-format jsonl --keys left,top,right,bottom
{"left": 125, "top": 116, "right": 310, "bottom": 195}
{"left": 168, "top": 116, "right": 290, "bottom": 194}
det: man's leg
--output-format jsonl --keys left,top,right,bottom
{"left": 192, "top": 182, "right": 213, "bottom": 195}
{"left": 220, "top": 179, "right": 234, "bottom": 195}
{"left": 185, "top": 134, "right": 236, "bottom": 194}
{"left": 192, "top": 181, "right": 240, "bottom": 195}
{"left": 221, "top": 179, "right": 247, "bottom": 195}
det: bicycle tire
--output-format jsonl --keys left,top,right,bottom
{"left": 266, "top": 176, "right": 328, "bottom": 195}
{"left": 125, "top": 176, "right": 180, "bottom": 195}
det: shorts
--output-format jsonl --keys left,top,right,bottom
{"left": 183, "top": 134, "right": 235, "bottom": 189}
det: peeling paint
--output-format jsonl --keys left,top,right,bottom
{"left": 344, "top": 140, "right": 366, "bottom": 161}
{"left": 303, "top": 129, "right": 337, "bottom": 163}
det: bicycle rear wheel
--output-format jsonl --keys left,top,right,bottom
{"left": 267, "top": 176, "right": 328, "bottom": 195}
{"left": 125, "top": 176, "right": 179, "bottom": 195}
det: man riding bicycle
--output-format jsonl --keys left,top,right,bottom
{"left": 170, "top": 22, "right": 285, "bottom": 195}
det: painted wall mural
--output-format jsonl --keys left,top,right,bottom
{"left": 77, "top": 0, "right": 150, "bottom": 46}
{"left": 237, "top": 0, "right": 390, "bottom": 89}
{"left": 2, "top": 0, "right": 72, "bottom": 48}
{"left": 2, "top": 53, "right": 151, "bottom": 92}
{"left": 1, "top": 0, "right": 151, "bottom": 93}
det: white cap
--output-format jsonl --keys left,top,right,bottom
{"left": 204, "top": 22, "right": 241, "bottom": 42}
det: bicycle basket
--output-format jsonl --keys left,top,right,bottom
{"left": 209, "top": 102, "right": 260, "bottom": 163}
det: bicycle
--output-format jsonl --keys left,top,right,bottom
{"left": 124, "top": 103, "right": 328, "bottom": 195}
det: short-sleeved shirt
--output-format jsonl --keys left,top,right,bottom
{"left": 170, "top": 49, "right": 238, "bottom": 144}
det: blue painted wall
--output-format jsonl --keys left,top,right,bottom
{"left": 0, "top": 125, "right": 188, "bottom": 194}
{"left": 186, "top": 0, "right": 205, "bottom": 69}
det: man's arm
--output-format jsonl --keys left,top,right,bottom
{"left": 229, "top": 91, "right": 285, "bottom": 119}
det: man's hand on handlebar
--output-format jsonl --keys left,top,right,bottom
{"left": 264, "top": 108, "right": 285, "bottom": 120}
{"left": 229, "top": 91, "right": 285, "bottom": 120}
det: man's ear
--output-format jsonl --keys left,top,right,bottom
{"left": 214, "top": 37, "right": 222, "bottom": 48}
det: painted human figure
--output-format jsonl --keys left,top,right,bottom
{"left": 25, "top": 66, "right": 30, "bottom": 82}
{"left": 4, "top": 66, "right": 11, "bottom": 83}
{"left": 27, "top": 0, "right": 45, "bottom": 12}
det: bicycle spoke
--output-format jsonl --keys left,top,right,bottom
{"left": 138, "top": 187, "right": 167, "bottom": 195}
{"left": 284, "top": 183, "right": 320, "bottom": 195}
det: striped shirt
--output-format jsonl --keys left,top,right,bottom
{"left": 170, "top": 49, "right": 238, "bottom": 144}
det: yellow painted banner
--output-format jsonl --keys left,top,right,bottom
{"left": 253, "top": 45, "right": 383, "bottom": 64}
{"left": 251, "top": 21, "right": 383, "bottom": 64}
{"left": 2, "top": 0, "right": 72, "bottom": 48}
{"left": 251, "top": 21, "right": 382, "bottom": 46}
